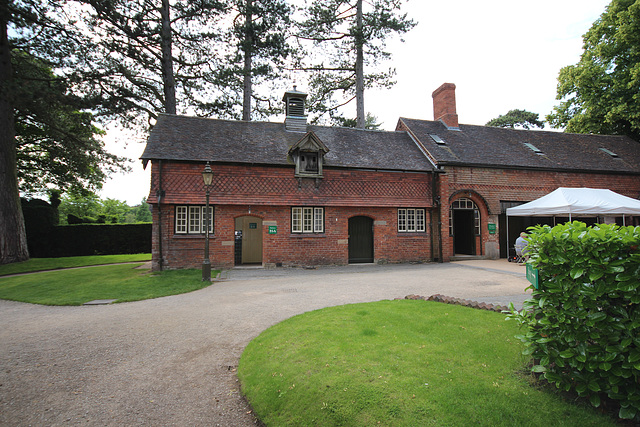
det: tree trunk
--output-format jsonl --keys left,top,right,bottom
{"left": 160, "top": 0, "right": 176, "bottom": 115}
{"left": 0, "top": 5, "right": 29, "bottom": 264}
{"left": 355, "top": 0, "right": 365, "bottom": 129}
{"left": 242, "top": 0, "right": 253, "bottom": 121}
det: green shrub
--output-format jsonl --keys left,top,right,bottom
{"left": 509, "top": 221, "right": 640, "bottom": 420}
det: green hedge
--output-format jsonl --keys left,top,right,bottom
{"left": 20, "top": 197, "right": 151, "bottom": 257}
{"left": 27, "top": 223, "right": 152, "bottom": 258}
{"left": 509, "top": 221, "right": 640, "bottom": 421}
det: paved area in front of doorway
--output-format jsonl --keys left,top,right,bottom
{"left": 223, "top": 258, "right": 531, "bottom": 310}
{"left": 0, "top": 259, "right": 531, "bottom": 426}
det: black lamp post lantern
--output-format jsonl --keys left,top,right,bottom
{"left": 202, "top": 162, "right": 214, "bottom": 281}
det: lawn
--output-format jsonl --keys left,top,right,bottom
{"left": 0, "top": 253, "right": 152, "bottom": 276}
{"left": 238, "top": 299, "right": 616, "bottom": 426}
{"left": 0, "top": 263, "right": 215, "bottom": 305}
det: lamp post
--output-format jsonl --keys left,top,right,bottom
{"left": 202, "top": 162, "right": 213, "bottom": 281}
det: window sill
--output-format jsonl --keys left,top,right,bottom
{"left": 397, "top": 232, "right": 428, "bottom": 236}
{"left": 289, "top": 233, "right": 326, "bottom": 238}
{"left": 173, "top": 234, "right": 216, "bottom": 239}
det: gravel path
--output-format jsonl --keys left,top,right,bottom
{"left": 0, "top": 260, "right": 530, "bottom": 426}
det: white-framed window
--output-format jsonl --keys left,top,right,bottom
{"left": 398, "top": 208, "right": 426, "bottom": 232}
{"left": 176, "top": 206, "right": 188, "bottom": 234}
{"left": 188, "top": 206, "right": 201, "bottom": 233}
{"left": 175, "top": 205, "right": 213, "bottom": 234}
{"left": 292, "top": 207, "right": 324, "bottom": 233}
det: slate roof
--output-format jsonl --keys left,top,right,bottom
{"left": 399, "top": 118, "right": 640, "bottom": 174}
{"left": 142, "top": 114, "right": 434, "bottom": 172}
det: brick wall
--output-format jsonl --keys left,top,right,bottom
{"left": 151, "top": 204, "right": 432, "bottom": 270}
{"left": 439, "top": 165, "right": 640, "bottom": 261}
{"left": 148, "top": 160, "right": 435, "bottom": 270}
{"left": 147, "top": 161, "right": 433, "bottom": 208}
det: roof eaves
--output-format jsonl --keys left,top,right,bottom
{"left": 437, "top": 161, "right": 640, "bottom": 175}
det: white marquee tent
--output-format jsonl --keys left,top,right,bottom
{"left": 505, "top": 187, "right": 640, "bottom": 252}
{"left": 506, "top": 187, "right": 640, "bottom": 219}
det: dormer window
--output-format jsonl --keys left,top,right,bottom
{"left": 301, "top": 152, "right": 318, "bottom": 172}
{"left": 288, "top": 131, "right": 329, "bottom": 178}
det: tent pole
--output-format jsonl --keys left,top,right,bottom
{"left": 623, "top": 215, "right": 626, "bottom": 226}
{"left": 506, "top": 213, "right": 509, "bottom": 259}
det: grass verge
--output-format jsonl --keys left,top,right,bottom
{"left": 0, "top": 264, "right": 215, "bottom": 305}
{"left": 0, "top": 254, "right": 152, "bottom": 276}
{"left": 238, "top": 300, "right": 616, "bottom": 426}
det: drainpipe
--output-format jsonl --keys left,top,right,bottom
{"left": 432, "top": 170, "right": 443, "bottom": 263}
{"left": 156, "top": 160, "right": 165, "bottom": 270}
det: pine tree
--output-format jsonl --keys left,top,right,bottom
{"left": 294, "top": 0, "right": 415, "bottom": 127}
{"left": 212, "top": 0, "right": 291, "bottom": 121}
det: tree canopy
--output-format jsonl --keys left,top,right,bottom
{"left": 547, "top": 0, "right": 640, "bottom": 141}
{"left": 486, "top": 109, "right": 545, "bottom": 130}
{"left": 294, "top": 0, "right": 415, "bottom": 127}
{"left": 74, "top": 0, "right": 227, "bottom": 128}
{"left": 14, "top": 51, "right": 127, "bottom": 196}
{"left": 213, "top": 0, "right": 291, "bottom": 121}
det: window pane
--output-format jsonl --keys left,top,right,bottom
{"left": 417, "top": 209, "right": 425, "bottom": 232}
{"left": 407, "top": 209, "right": 416, "bottom": 232}
{"left": 303, "top": 207, "right": 313, "bottom": 232}
{"left": 202, "top": 206, "right": 214, "bottom": 233}
{"left": 176, "top": 206, "right": 187, "bottom": 234}
{"left": 189, "top": 206, "right": 201, "bottom": 233}
{"left": 398, "top": 209, "right": 406, "bottom": 232}
{"left": 303, "top": 153, "right": 318, "bottom": 172}
{"left": 314, "top": 208, "right": 324, "bottom": 233}
{"left": 292, "top": 207, "right": 302, "bottom": 232}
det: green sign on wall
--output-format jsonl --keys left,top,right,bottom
{"left": 268, "top": 225, "right": 277, "bottom": 234}
{"left": 488, "top": 223, "right": 496, "bottom": 234}
{"left": 526, "top": 264, "right": 539, "bottom": 289}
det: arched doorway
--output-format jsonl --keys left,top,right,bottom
{"left": 450, "top": 198, "right": 480, "bottom": 255}
{"left": 234, "top": 216, "right": 263, "bottom": 265}
{"left": 348, "top": 216, "right": 373, "bottom": 263}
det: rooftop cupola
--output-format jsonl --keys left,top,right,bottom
{"left": 283, "top": 86, "right": 308, "bottom": 132}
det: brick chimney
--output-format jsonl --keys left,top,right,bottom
{"left": 432, "top": 83, "right": 459, "bottom": 129}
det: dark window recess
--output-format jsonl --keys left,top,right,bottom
{"left": 300, "top": 153, "right": 318, "bottom": 172}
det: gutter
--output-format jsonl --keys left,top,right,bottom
{"left": 156, "top": 160, "right": 165, "bottom": 271}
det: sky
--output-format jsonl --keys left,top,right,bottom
{"left": 99, "top": 0, "right": 610, "bottom": 205}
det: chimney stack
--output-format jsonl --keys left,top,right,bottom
{"left": 432, "top": 83, "right": 459, "bottom": 129}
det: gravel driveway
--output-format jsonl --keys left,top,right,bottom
{"left": 0, "top": 260, "right": 530, "bottom": 426}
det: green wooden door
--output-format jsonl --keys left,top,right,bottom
{"left": 348, "top": 216, "right": 373, "bottom": 263}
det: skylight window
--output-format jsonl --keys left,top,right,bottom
{"left": 599, "top": 147, "right": 619, "bottom": 158}
{"left": 429, "top": 134, "right": 446, "bottom": 145}
{"left": 523, "top": 143, "right": 543, "bottom": 155}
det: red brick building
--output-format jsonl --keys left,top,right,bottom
{"left": 142, "top": 84, "right": 640, "bottom": 269}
